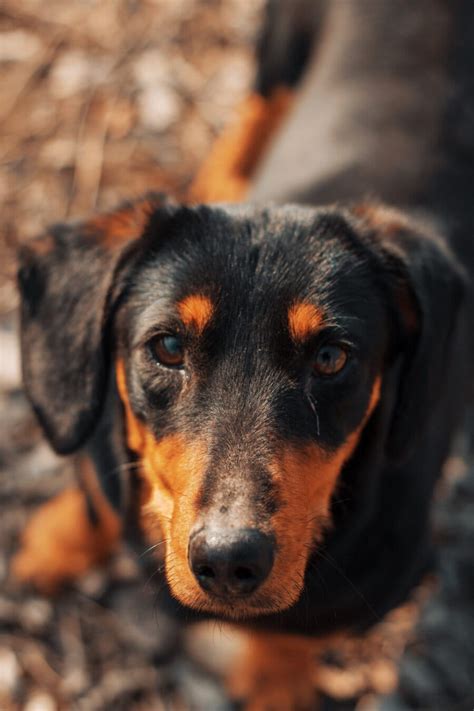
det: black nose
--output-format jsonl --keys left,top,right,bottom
{"left": 188, "top": 528, "right": 274, "bottom": 597}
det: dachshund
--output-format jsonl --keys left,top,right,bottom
{"left": 13, "top": 1, "right": 474, "bottom": 707}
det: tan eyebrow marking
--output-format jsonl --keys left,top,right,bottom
{"left": 178, "top": 294, "right": 214, "bottom": 334}
{"left": 288, "top": 302, "right": 324, "bottom": 342}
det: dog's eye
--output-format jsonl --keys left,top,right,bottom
{"left": 313, "top": 344, "right": 348, "bottom": 376}
{"left": 149, "top": 334, "right": 185, "bottom": 368}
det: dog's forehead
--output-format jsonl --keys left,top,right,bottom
{"left": 129, "top": 205, "right": 382, "bottom": 331}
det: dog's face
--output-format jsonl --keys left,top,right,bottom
{"left": 114, "top": 205, "right": 388, "bottom": 617}
{"left": 18, "top": 198, "right": 465, "bottom": 620}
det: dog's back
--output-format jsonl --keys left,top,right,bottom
{"left": 252, "top": 0, "right": 474, "bottom": 255}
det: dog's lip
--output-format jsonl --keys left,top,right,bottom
{"left": 197, "top": 589, "right": 275, "bottom": 611}
{"left": 198, "top": 586, "right": 258, "bottom": 603}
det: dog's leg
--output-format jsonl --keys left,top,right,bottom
{"left": 189, "top": 87, "right": 293, "bottom": 203}
{"left": 228, "top": 631, "right": 319, "bottom": 711}
{"left": 11, "top": 456, "right": 121, "bottom": 594}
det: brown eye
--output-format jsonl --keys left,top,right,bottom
{"left": 149, "top": 334, "right": 185, "bottom": 368}
{"left": 313, "top": 344, "right": 348, "bottom": 376}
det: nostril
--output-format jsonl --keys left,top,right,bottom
{"left": 197, "top": 565, "right": 215, "bottom": 579}
{"left": 233, "top": 566, "right": 255, "bottom": 581}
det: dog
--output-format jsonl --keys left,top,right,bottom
{"left": 13, "top": 1, "right": 474, "bottom": 708}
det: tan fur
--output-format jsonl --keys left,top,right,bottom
{"left": 229, "top": 631, "right": 330, "bottom": 710}
{"left": 288, "top": 302, "right": 325, "bottom": 342}
{"left": 189, "top": 88, "right": 294, "bottom": 203}
{"left": 12, "top": 458, "right": 121, "bottom": 594}
{"left": 178, "top": 294, "right": 214, "bottom": 334}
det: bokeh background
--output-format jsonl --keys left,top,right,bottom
{"left": 0, "top": 2, "right": 468, "bottom": 710}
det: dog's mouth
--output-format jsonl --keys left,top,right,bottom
{"left": 135, "top": 443, "right": 338, "bottom": 619}
{"left": 165, "top": 561, "right": 305, "bottom": 620}
{"left": 157, "top": 519, "right": 319, "bottom": 620}
{"left": 134, "top": 448, "right": 318, "bottom": 617}
{"left": 136, "top": 454, "right": 357, "bottom": 618}
{"left": 126, "top": 413, "right": 368, "bottom": 618}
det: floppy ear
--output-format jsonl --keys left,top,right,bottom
{"left": 350, "top": 204, "right": 468, "bottom": 461}
{"left": 18, "top": 194, "right": 168, "bottom": 455}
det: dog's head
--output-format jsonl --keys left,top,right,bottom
{"left": 18, "top": 197, "right": 465, "bottom": 619}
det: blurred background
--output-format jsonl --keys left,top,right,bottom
{"left": 0, "top": 2, "right": 471, "bottom": 710}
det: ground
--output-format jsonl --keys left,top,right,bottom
{"left": 0, "top": 2, "right": 454, "bottom": 709}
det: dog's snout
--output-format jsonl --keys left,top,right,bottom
{"left": 188, "top": 528, "right": 274, "bottom": 597}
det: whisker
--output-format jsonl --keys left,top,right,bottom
{"left": 306, "top": 391, "right": 321, "bottom": 436}
{"left": 315, "top": 546, "right": 380, "bottom": 623}
{"left": 139, "top": 538, "right": 170, "bottom": 560}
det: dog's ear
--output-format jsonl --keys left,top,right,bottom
{"left": 18, "top": 194, "right": 169, "bottom": 455}
{"left": 351, "top": 204, "right": 468, "bottom": 462}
